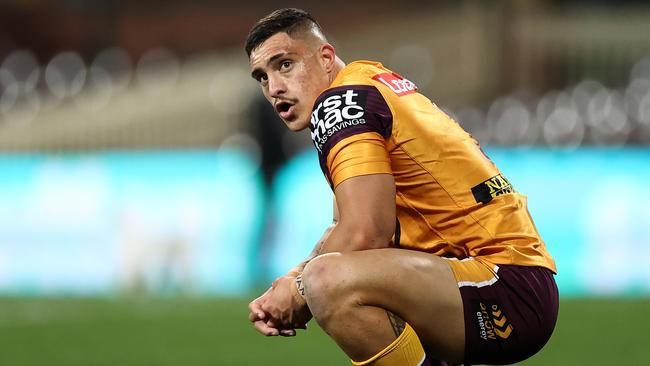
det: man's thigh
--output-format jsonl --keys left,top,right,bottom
{"left": 307, "top": 248, "right": 466, "bottom": 361}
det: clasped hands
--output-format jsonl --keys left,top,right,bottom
{"left": 248, "top": 275, "right": 312, "bottom": 336}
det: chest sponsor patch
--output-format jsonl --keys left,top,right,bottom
{"left": 471, "top": 174, "right": 514, "bottom": 204}
{"left": 372, "top": 72, "right": 417, "bottom": 96}
{"left": 310, "top": 89, "right": 368, "bottom": 152}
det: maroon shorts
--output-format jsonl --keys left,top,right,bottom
{"left": 444, "top": 259, "right": 559, "bottom": 365}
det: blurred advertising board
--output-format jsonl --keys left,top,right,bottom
{"left": 0, "top": 151, "right": 263, "bottom": 296}
{"left": 0, "top": 148, "right": 648, "bottom": 297}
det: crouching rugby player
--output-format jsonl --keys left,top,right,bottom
{"left": 246, "top": 8, "right": 558, "bottom": 366}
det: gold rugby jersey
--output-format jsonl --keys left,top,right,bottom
{"left": 309, "top": 60, "right": 556, "bottom": 272}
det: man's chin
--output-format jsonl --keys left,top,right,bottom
{"left": 283, "top": 118, "right": 310, "bottom": 132}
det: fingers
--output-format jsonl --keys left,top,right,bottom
{"left": 253, "top": 319, "right": 280, "bottom": 336}
{"left": 249, "top": 288, "right": 272, "bottom": 322}
{"left": 260, "top": 301, "right": 272, "bottom": 315}
{"left": 251, "top": 315, "right": 301, "bottom": 337}
{"left": 264, "top": 318, "right": 298, "bottom": 337}
{"left": 270, "top": 319, "right": 302, "bottom": 336}
{"left": 279, "top": 329, "right": 296, "bottom": 337}
{"left": 248, "top": 301, "right": 266, "bottom": 322}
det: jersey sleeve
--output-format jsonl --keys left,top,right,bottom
{"left": 309, "top": 85, "right": 394, "bottom": 188}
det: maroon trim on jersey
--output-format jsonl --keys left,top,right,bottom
{"left": 309, "top": 84, "right": 393, "bottom": 188}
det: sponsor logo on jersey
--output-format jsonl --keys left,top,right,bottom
{"left": 372, "top": 72, "right": 417, "bottom": 96}
{"left": 310, "top": 89, "right": 368, "bottom": 152}
{"left": 471, "top": 174, "right": 514, "bottom": 204}
{"left": 474, "top": 301, "right": 513, "bottom": 341}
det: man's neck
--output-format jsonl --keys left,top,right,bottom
{"left": 328, "top": 56, "right": 346, "bottom": 85}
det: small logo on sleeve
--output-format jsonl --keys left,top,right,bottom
{"left": 471, "top": 174, "right": 514, "bottom": 204}
{"left": 372, "top": 72, "right": 417, "bottom": 96}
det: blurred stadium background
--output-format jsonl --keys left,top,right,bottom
{"left": 0, "top": 0, "right": 649, "bottom": 365}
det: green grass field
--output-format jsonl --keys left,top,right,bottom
{"left": 0, "top": 297, "right": 647, "bottom": 365}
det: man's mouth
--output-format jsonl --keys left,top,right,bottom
{"left": 275, "top": 101, "right": 295, "bottom": 120}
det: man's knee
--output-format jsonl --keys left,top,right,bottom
{"left": 302, "top": 253, "right": 358, "bottom": 324}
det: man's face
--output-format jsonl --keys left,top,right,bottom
{"left": 249, "top": 32, "right": 330, "bottom": 131}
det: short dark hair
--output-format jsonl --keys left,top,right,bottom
{"left": 245, "top": 8, "right": 323, "bottom": 57}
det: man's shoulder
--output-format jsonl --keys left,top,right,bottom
{"left": 332, "top": 60, "right": 385, "bottom": 86}
{"left": 311, "top": 60, "right": 411, "bottom": 112}
{"left": 308, "top": 62, "right": 395, "bottom": 155}
{"left": 311, "top": 61, "right": 391, "bottom": 115}
{"left": 328, "top": 60, "right": 418, "bottom": 101}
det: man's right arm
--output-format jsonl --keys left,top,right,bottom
{"left": 287, "top": 198, "right": 339, "bottom": 277}
{"left": 248, "top": 198, "right": 338, "bottom": 336}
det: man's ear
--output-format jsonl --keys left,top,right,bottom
{"left": 319, "top": 43, "right": 336, "bottom": 72}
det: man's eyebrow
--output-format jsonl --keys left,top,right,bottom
{"left": 250, "top": 52, "right": 293, "bottom": 79}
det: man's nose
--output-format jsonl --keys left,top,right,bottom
{"left": 268, "top": 75, "right": 286, "bottom": 98}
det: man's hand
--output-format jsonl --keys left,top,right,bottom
{"left": 263, "top": 276, "right": 312, "bottom": 330}
{"left": 248, "top": 276, "right": 312, "bottom": 337}
{"left": 248, "top": 288, "right": 285, "bottom": 336}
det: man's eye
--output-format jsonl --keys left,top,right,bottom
{"left": 280, "top": 61, "right": 292, "bottom": 70}
{"left": 259, "top": 75, "right": 268, "bottom": 84}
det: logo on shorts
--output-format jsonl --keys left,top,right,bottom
{"left": 310, "top": 89, "right": 368, "bottom": 152}
{"left": 475, "top": 301, "right": 513, "bottom": 341}
{"left": 471, "top": 174, "right": 514, "bottom": 204}
{"left": 372, "top": 72, "right": 417, "bottom": 96}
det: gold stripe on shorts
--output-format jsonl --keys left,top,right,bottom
{"left": 443, "top": 257, "right": 500, "bottom": 288}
